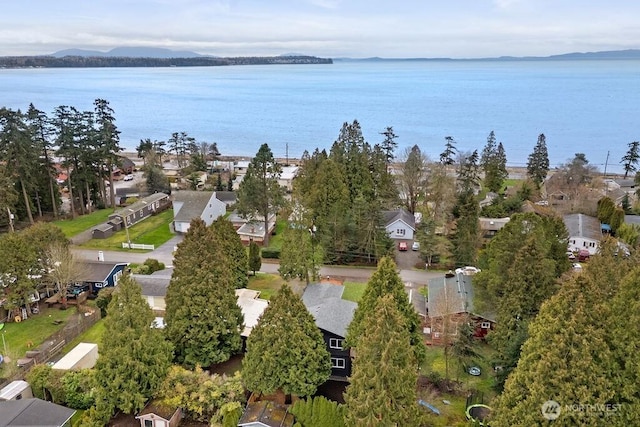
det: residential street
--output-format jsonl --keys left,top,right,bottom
{"left": 72, "top": 235, "right": 444, "bottom": 288}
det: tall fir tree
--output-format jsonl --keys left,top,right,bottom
{"left": 236, "top": 143, "right": 285, "bottom": 246}
{"left": 344, "top": 294, "right": 422, "bottom": 427}
{"left": 248, "top": 240, "right": 262, "bottom": 275}
{"left": 440, "top": 136, "right": 457, "bottom": 165}
{"left": 210, "top": 217, "right": 248, "bottom": 289}
{"left": 165, "top": 218, "right": 243, "bottom": 367}
{"left": 242, "top": 284, "right": 331, "bottom": 397}
{"left": 346, "top": 256, "right": 425, "bottom": 365}
{"left": 93, "top": 274, "right": 173, "bottom": 417}
{"left": 526, "top": 133, "right": 550, "bottom": 187}
{"left": 621, "top": 140, "right": 640, "bottom": 179}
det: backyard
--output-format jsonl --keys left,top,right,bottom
{"left": 53, "top": 209, "right": 114, "bottom": 238}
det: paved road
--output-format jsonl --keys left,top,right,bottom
{"left": 72, "top": 234, "right": 443, "bottom": 287}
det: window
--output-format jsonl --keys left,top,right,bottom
{"left": 144, "top": 420, "right": 153, "bottom": 427}
{"left": 481, "top": 321, "right": 491, "bottom": 329}
{"left": 396, "top": 228, "right": 405, "bottom": 236}
{"left": 114, "top": 270, "right": 122, "bottom": 285}
{"left": 329, "top": 338, "right": 344, "bottom": 349}
{"left": 331, "top": 358, "right": 346, "bottom": 369}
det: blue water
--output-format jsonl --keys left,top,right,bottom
{"left": 1, "top": 59, "right": 639, "bottom": 172}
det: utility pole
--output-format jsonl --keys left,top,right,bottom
{"left": 603, "top": 150, "right": 610, "bottom": 179}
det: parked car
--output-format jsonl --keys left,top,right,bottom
{"left": 412, "top": 241, "right": 420, "bottom": 251}
{"left": 123, "top": 174, "right": 134, "bottom": 181}
{"left": 577, "top": 249, "right": 590, "bottom": 262}
{"left": 398, "top": 242, "right": 408, "bottom": 251}
{"left": 66, "top": 284, "right": 89, "bottom": 298}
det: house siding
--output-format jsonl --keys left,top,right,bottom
{"left": 322, "top": 329, "right": 351, "bottom": 379}
{"left": 88, "top": 264, "right": 127, "bottom": 295}
{"left": 386, "top": 219, "right": 414, "bottom": 240}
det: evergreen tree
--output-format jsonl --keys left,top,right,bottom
{"left": 379, "top": 126, "right": 398, "bottom": 169}
{"left": 165, "top": 218, "right": 243, "bottom": 367}
{"left": 279, "top": 225, "right": 316, "bottom": 284}
{"left": 210, "top": 217, "right": 248, "bottom": 289}
{"left": 526, "top": 133, "right": 550, "bottom": 187}
{"left": 248, "top": 241, "right": 262, "bottom": 275}
{"left": 290, "top": 396, "right": 346, "bottom": 427}
{"left": 621, "top": 140, "right": 640, "bottom": 178}
{"left": 452, "top": 188, "right": 480, "bottom": 267}
{"left": 344, "top": 295, "right": 422, "bottom": 427}
{"left": 457, "top": 150, "right": 480, "bottom": 192}
{"left": 93, "top": 99, "right": 122, "bottom": 209}
{"left": 93, "top": 274, "right": 173, "bottom": 416}
{"left": 440, "top": 136, "right": 457, "bottom": 165}
{"left": 236, "top": 143, "right": 285, "bottom": 247}
{"left": 346, "top": 257, "right": 425, "bottom": 364}
{"left": 242, "top": 284, "right": 330, "bottom": 397}
{"left": 145, "top": 165, "right": 171, "bottom": 194}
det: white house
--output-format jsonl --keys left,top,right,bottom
{"left": 382, "top": 209, "right": 416, "bottom": 240}
{"left": 278, "top": 166, "right": 299, "bottom": 192}
{"left": 563, "top": 213, "right": 602, "bottom": 255}
{"left": 172, "top": 191, "right": 226, "bottom": 233}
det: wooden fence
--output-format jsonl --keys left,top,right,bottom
{"left": 0, "top": 309, "right": 101, "bottom": 390}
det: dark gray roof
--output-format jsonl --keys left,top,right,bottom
{"left": 132, "top": 274, "right": 171, "bottom": 297}
{"left": 92, "top": 223, "right": 113, "bottom": 232}
{"left": 427, "top": 274, "right": 495, "bottom": 322}
{"left": 302, "top": 283, "right": 357, "bottom": 337}
{"left": 113, "top": 193, "right": 169, "bottom": 216}
{"left": 382, "top": 209, "right": 415, "bottom": 230}
{"left": 81, "top": 261, "right": 128, "bottom": 283}
{"left": 615, "top": 178, "right": 635, "bottom": 188}
{"left": 0, "top": 398, "right": 75, "bottom": 427}
{"left": 563, "top": 213, "right": 602, "bottom": 241}
{"left": 172, "top": 191, "right": 216, "bottom": 222}
{"left": 215, "top": 191, "right": 237, "bottom": 203}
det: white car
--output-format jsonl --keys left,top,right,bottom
{"left": 412, "top": 241, "right": 420, "bottom": 251}
{"left": 455, "top": 266, "right": 481, "bottom": 276}
{"left": 123, "top": 174, "right": 134, "bottom": 181}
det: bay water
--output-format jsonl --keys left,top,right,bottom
{"left": 1, "top": 59, "right": 639, "bottom": 173}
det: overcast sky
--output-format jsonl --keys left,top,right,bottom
{"left": 2, "top": 0, "right": 639, "bottom": 58}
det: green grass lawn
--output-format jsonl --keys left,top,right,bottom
{"left": 79, "top": 209, "right": 174, "bottom": 251}
{"left": 53, "top": 209, "right": 114, "bottom": 238}
{"left": 0, "top": 307, "right": 78, "bottom": 378}
{"left": 342, "top": 282, "right": 367, "bottom": 302}
{"left": 266, "top": 220, "right": 288, "bottom": 250}
{"left": 62, "top": 319, "right": 106, "bottom": 354}
{"left": 247, "top": 273, "right": 287, "bottom": 300}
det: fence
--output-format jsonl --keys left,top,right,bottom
{"left": 0, "top": 309, "right": 101, "bottom": 390}
{"left": 122, "top": 242, "right": 155, "bottom": 250}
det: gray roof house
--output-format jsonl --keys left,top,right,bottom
{"left": 382, "top": 208, "right": 416, "bottom": 240}
{"left": 302, "top": 283, "right": 357, "bottom": 380}
{"left": 563, "top": 213, "right": 602, "bottom": 255}
{"left": 132, "top": 272, "right": 172, "bottom": 314}
{"left": 172, "top": 190, "right": 226, "bottom": 233}
{"left": 0, "top": 398, "right": 75, "bottom": 427}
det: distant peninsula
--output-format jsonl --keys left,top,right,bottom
{"left": 0, "top": 47, "right": 333, "bottom": 68}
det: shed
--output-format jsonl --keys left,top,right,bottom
{"left": 136, "top": 401, "right": 182, "bottom": 427}
{"left": 91, "top": 223, "right": 114, "bottom": 239}
{"left": 0, "top": 380, "right": 33, "bottom": 401}
{"left": 52, "top": 342, "right": 99, "bottom": 371}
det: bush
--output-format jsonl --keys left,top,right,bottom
{"left": 62, "top": 370, "right": 96, "bottom": 409}
{"left": 143, "top": 258, "right": 165, "bottom": 273}
{"left": 290, "top": 396, "right": 346, "bottom": 427}
{"left": 261, "top": 247, "right": 280, "bottom": 259}
{"left": 95, "top": 287, "right": 115, "bottom": 317}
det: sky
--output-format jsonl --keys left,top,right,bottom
{"left": 1, "top": 0, "right": 639, "bottom": 58}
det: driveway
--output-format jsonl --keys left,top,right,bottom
{"left": 394, "top": 239, "right": 423, "bottom": 270}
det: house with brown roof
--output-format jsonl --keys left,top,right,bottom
{"left": 136, "top": 401, "right": 182, "bottom": 427}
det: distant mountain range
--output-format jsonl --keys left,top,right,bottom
{"left": 42, "top": 47, "right": 640, "bottom": 61}
{"left": 335, "top": 49, "right": 640, "bottom": 61}
{"left": 50, "top": 47, "right": 205, "bottom": 58}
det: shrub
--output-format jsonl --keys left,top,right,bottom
{"left": 95, "top": 287, "right": 115, "bottom": 317}
{"left": 62, "top": 370, "right": 96, "bottom": 409}
{"left": 143, "top": 258, "right": 165, "bottom": 273}
{"left": 261, "top": 247, "right": 280, "bottom": 259}
{"left": 290, "top": 396, "right": 346, "bottom": 427}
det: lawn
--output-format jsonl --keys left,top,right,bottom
{"left": 62, "top": 318, "right": 106, "bottom": 353}
{"left": 53, "top": 209, "right": 114, "bottom": 238}
{"left": 266, "top": 220, "right": 288, "bottom": 250}
{"left": 342, "top": 282, "right": 367, "bottom": 302}
{"left": 0, "top": 307, "right": 78, "bottom": 378}
{"left": 79, "top": 209, "right": 174, "bottom": 251}
{"left": 418, "top": 343, "right": 498, "bottom": 426}
{"left": 247, "top": 273, "right": 287, "bottom": 300}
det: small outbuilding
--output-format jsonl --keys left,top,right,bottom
{"left": 136, "top": 401, "right": 182, "bottom": 427}
{"left": 51, "top": 342, "right": 99, "bottom": 371}
{"left": 0, "top": 380, "right": 33, "bottom": 401}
